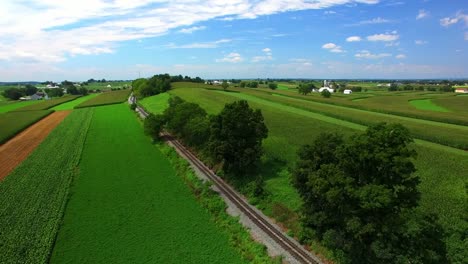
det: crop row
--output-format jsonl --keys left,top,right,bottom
{"left": 74, "top": 89, "right": 130, "bottom": 108}
{"left": 0, "top": 108, "right": 94, "bottom": 263}
{"left": 0, "top": 110, "right": 53, "bottom": 144}
{"left": 50, "top": 104, "right": 246, "bottom": 263}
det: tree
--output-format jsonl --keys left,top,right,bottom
{"left": 222, "top": 80, "right": 229, "bottom": 90}
{"left": 208, "top": 100, "right": 268, "bottom": 174}
{"left": 321, "top": 89, "right": 331, "bottom": 98}
{"left": 24, "top": 84, "right": 37, "bottom": 96}
{"left": 240, "top": 81, "right": 247, "bottom": 88}
{"left": 2, "top": 88, "right": 24, "bottom": 100}
{"left": 144, "top": 114, "right": 165, "bottom": 140}
{"left": 268, "top": 83, "right": 278, "bottom": 90}
{"left": 66, "top": 85, "right": 79, "bottom": 95}
{"left": 292, "top": 123, "right": 447, "bottom": 263}
{"left": 79, "top": 87, "right": 88, "bottom": 95}
{"left": 164, "top": 102, "right": 207, "bottom": 137}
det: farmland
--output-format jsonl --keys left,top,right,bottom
{"left": 409, "top": 99, "right": 450, "bottom": 112}
{"left": 0, "top": 108, "right": 93, "bottom": 263}
{"left": 166, "top": 84, "right": 468, "bottom": 262}
{"left": 51, "top": 93, "right": 99, "bottom": 110}
{"left": 12, "top": 95, "right": 82, "bottom": 111}
{"left": 0, "top": 110, "right": 53, "bottom": 144}
{"left": 0, "top": 100, "right": 42, "bottom": 113}
{"left": 75, "top": 89, "right": 130, "bottom": 108}
{"left": 50, "top": 104, "right": 246, "bottom": 263}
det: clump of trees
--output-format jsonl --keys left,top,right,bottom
{"left": 132, "top": 74, "right": 205, "bottom": 99}
{"left": 144, "top": 97, "right": 268, "bottom": 175}
{"left": 298, "top": 83, "right": 316, "bottom": 95}
{"left": 2, "top": 84, "right": 38, "bottom": 100}
{"left": 239, "top": 81, "right": 259, "bottom": 88}
{"left": 321, "top": 89, "right": 331, "bottom": 98}
{"left": 292, "top": 123, "right": 447, "bottom": 263}
{"left": 268, "top": 83, "right": 278, "bottom": 90}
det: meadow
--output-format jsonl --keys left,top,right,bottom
{"left": 139, "top": 92, "right": 170, "bottom": 113}
{"left": 0, "top": 110, "right": 53, "bottom": 144}
{"left": 84, "top": 81, "right": 131, "bottom": 91}
{"left": 409, "top": 99, "right": 450, "bottom": 112}
{"left": 75, "top": 89, "right": 130, "bottom": 108}
{"left": 0, "top": 108, "right": 93, "bottom": 263}
{"left": 167, "top": 84, "right": 468, "bottom": 263}
{"left": 50, "top": 104, "right": 245, "bottom": 263}
{"left": 51, "top": 93, "right": 99, "bottom": 110}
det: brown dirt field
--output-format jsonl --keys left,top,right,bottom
{"left": 0, "top": 110, "right": 71, "bottom": 180}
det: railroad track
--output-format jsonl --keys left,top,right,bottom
{"left": 135, "top": 104, "right": 321, "bottom": 264}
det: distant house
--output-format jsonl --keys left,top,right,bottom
{"left": 455, "top": 88, "right": 468, "bottom": 93}
{"left": 343, "top": 89, "right": 353, "bottom": 95}
{"left": 107, "top": 84, "right": 112, "bottom": 88}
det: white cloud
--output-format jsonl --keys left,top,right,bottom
{"left": 465, "top": 32, "right": 468, "bottom": 41}
{"left": 348, "top": 17, "right": 391, "bottom": 26}
{"left": 166, "top": 39, "right": 232, "bottom": 49}
{"left": 0, "top": 0, "right": 380, "bottom": 66}
{"left": 355, "top": 50, "right": 392, "bottom": 59}
{"left": 216, "top": 52, "right": 243, "bottom": 63}
{"left": 178, "top": 26, "right": 206, "bottom": 34}
{"left": 416, "top": 9, "right": 429, "bottom": 20}
{"left": 324, "top": 10, "right": 336, "bottom": 15}
{"left": 252, "top": 47, "right": 273, "bottom": 62}
{"left": 415, "top": 40, "right": 428, "bottom": 45}
{"left": 440, "top": 11, "right": 468, "bottom": 27}
{"left": 367, "top": 32, "right": 400, "bottom": 42}
{"left": 346, "top": 36, "right": 362, "bottom": 42}
{"left": 322, "top": 43, "right": 345, "bottom": 53}
{"left": 396, "top": 54, "right": 406, "bottom": 59}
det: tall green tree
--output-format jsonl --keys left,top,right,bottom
{"left": 208, "top": 100, "right": 268, "bottom": 175}
{"left": 222, "top": 80, "right": 229, "bottom": 90}
{"left": 293, "top": 123, "right": 447, "bottom": 263}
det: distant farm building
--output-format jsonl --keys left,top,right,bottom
{"left": 343, "top": 89, "right": 353, "bottom": 95}
{"left": 19, "top": 92, "right": 48, "bottom": 101}
{"left": 319, "top": 80, "right": 335, "bottom": 93}
{"left": 455, "top": 88, "right": 468, "bottom": 93}
{"left": 107, "top": 84, "right": 112, "bottom": 88}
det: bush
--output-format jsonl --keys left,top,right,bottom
{"left": 143, "top": 113, "right": 165, "bottom": 140}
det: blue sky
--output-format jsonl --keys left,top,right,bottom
{"left": 0, "top": 0, "right": 466, "bottom": 81}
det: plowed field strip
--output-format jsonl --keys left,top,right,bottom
{"left": 0, "top": 111, "right": 70, "bottom": 180}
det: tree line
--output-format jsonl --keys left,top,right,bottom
{"left": 144, "top": 97, "right": 268, "bottom": 176}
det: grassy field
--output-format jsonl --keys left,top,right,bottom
{"left": 12, "top": 95, "right": 81, "bottom": 111}
{"left": 139, "top": 92, "right": 170, "bottom": 113}
{"left": 75, "top": 89, "right": 130, "bottom": 108}
{"left": 409, "top": 98, "right": 451, "bottom": 112}
{"left": 168, "top": 85, "right": 468, "bottom": 263}
{"left": 51, "top": 94, "right": 99, "bottom": 110}
{"left": 0, "top": 110, "right": 53, "bottom": 144}
{"left": 0, "top": 100, "right": 42, "bottom": 113}
{"left": 0, "top": 109, "right": 93, "bottom": 263}
{"left": 50, "top": 104, "right": 245, "bottom": 263}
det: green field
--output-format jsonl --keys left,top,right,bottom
{"left": 139, "top": 92, "right": 170, "bottom": 114}
{"left": 167, "top": 85, "right": 468, "bottom": 262}
{"left": 0, "top": 110, "right": 53, "bottom": 144}
{"left": 0, "top": 100, "right": 42, "bottom": 113}
{"left": 51, "top": 94, "right": 99, "bottom": 110}
{"left": 0, "top": 109, "right": 93, "bottom": 263}
{"left": 12, "top": 95, "right": 81, "bottom": 111}
{"left": 50, "top": 104, "right": 245, "bottom": 263}
{"left": 84, "top": 81, "right": 131, "bottom": 91}
{"left": 75, "top": 89, "right": 130, "bottom": 108}
{"left": 409, "top": 99, "right": 450, "bottom": 112}
{"left": 228, "top": 90, "right": 468, "bottom": 150}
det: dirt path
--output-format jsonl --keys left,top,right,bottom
{"left": 0, "top": 111, "right": 71, "bottom": 180}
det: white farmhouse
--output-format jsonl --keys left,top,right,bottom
{"left": 344, "top": 89, "right": 353, "bottom": 95}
